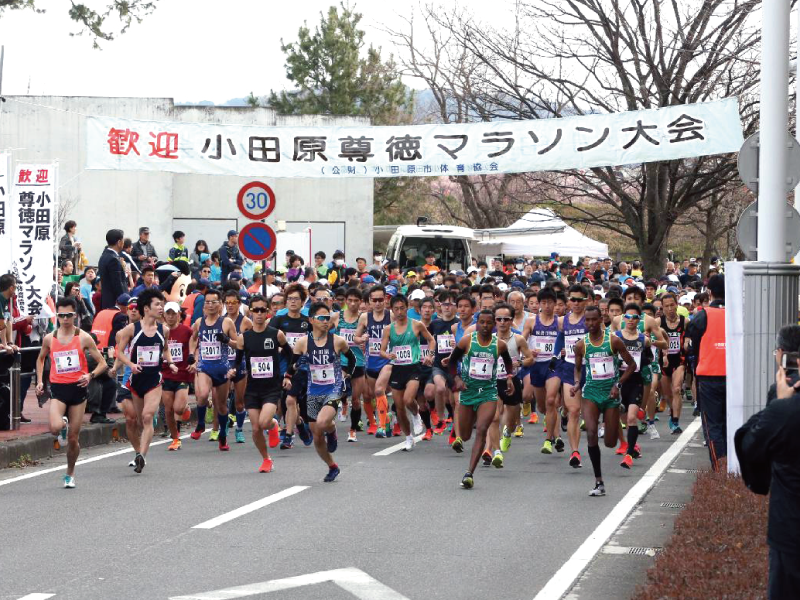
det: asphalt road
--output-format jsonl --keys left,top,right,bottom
{"left": 0, "top": 414, "right": 699, "bottom": 600}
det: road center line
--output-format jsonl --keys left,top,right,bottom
{"left": 372, "top": 434, "right": 425, "bottom": 456}
{"left": 17, "top": 594, "right": 56, "bottom": 599}
{"left": 532, "top": 418, "right": 702, "bottom": 600}
{"left": 192, "top": 486, "right": 309, "bottom": 529}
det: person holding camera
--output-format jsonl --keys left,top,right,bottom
{"left": 735, "top": 324, "right": 800, "bottom": 600}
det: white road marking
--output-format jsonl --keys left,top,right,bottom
{"left": 192, "top": 486, "right": 309, "bottom": 529}
{"left": 372, "top": 434, "right": 425, "bottom": 456}
{"left": 170, "top": 567, "right": 409, "bottom": 600}
{"left": 17, "top": 594, "right": 56, "bottom": 599}
{"left": 532, "top": 418, "right": 702, "bottom": 600}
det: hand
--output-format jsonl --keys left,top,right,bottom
{"left": 441, "top": 356, "right": 450, "bottom": 367}
{"left": 506, "top": 379, "right": 514, "bottom": 395}
{"left": 610, "top": 385, "right": 620, "bottom": 399}
{"left": 282, "top": 376, "right": 293, "bottom": 391}
{"left": 530, "top": 348, "right": 539, "bottom": 358}
{"left": 423, "top": 354, "right": 434, "bottom": 367}
{"left": 570, "top": 385, "right": 580, "bottom": 397}
{"left": 187, "top": 363, "right": 197, "bottom": 374}
{"left": 169, "top": 363, "right": 179, "bottom": 374}
{"left": 387, "top": 353, "right": 397, "bottom": 362}
{"left": 108, "top": 365, "right": 117, "bottom": 377}
{"left": 130, "top": 364, "right": 142, "bottom": 374}
{"left": 452, "top": 376, "right": 465, "bottom": 392}
{"left": 8, "top": 344, "right": 19, "bottom": 353}
{"left": 560, "top": 348, "right": 566, "bottom": 358}
{"left": 35, "top": 382, "right": 44, "bottom": 396}
{"left": 227, "top": 368, "right": 237, "bottom": 380}
{"left": 77, "top": 374, "right": 91, "bottom": 388}
{"left": 776, "top": 366, "right": 800, "bottom": 399}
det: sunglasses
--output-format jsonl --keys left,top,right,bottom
{"left": 370, "top": 297, "right": 385, "bottom": 302}
{"left": 250, "top": 307, "right": 268, "bottom": 314}
{"left": 313, "top": 315, "right": 332, "bottom": 322}
{"left": 569, "top": 296, "right": 587, "bottom": 302}
{"left": 623, "top": 314, "right": 641, "bottom": 320}
{"left": 225, "top": 302, "right": 240, "bottom": 307}
{"left": 57, "top": 312, "right": 76, "bottom": 319}
{"left": 205, "top": 300, "right": 220, "bottom": 304}
{"left": 495, "top": 316, "right": 512, "bottom": 322}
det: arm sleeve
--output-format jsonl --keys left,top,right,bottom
{"left": 342, "top": 349, "right": 357, "bottom": 376}
{"left": 448, "top": 346, "right": 465, "bottom": 377}
{"left": 685, "top": 311, "right": 707, "bottom": 359}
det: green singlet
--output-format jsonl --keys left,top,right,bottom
{"left": 388, "top": 321, "right": 421, "bottom": 366}
{"left": 459, "top": 332, "right": 499, "bottom": 409}
{"left": 582, "top": 328, "right": 620, "bottom": 410}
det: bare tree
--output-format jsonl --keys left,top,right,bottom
{"left": 389, "top": 0, "right": 761, "bottom": 276}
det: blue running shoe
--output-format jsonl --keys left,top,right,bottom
{"left": 375, "top": 429, "right": 386, "bottom": 439}
{"left": 297, "top": 421, "right": 313, "bottom": 446}
{"left": 323, "top": 465, "right": 340, "bottom": 482}
{"left": 326, "top": 428, "right": 338, "bottom": 453}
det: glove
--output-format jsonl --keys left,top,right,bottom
{"left": 187, "top": 354, "right": 196, "bottom": 365}
{"left": 216, "top": 332, "right": 230, "bottom": 344}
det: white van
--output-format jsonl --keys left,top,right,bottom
{"left": 385, "top": 224, "right": 474, "bottom": 272}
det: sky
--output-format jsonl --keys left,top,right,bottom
{"left": 0, "top": 0, "right": 511, "bottom": 104}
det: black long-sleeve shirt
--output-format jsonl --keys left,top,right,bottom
{"left": 685, "top": 298, "right": 724, "bottom": 362}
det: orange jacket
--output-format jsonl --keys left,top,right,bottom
{"left": 696, "top": 306, "right": 726, "bottom": 376}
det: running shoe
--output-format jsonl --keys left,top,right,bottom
{"left": 235, "top": 430, "right": 246, "bottom": 444}
{"left": 323, "top": 464, "right": 340, "bottom": 482}
{"left": 589, "top": 481, "right": 606, "bottom": 497}
{"left": 672, "top": 423, "right": 683, "bottom": 435}
{"left": 259, "top": 458, "right": 273, "bottom": 473}
{"left": 430, "top": 410, "right": 439, "bottom": 425}
{"left": 60, "top": 416, "right": 68, "bottom": 441}
{"left": 326, "top": 429, "right": 338, "bottom": 453}
{"left": 620, "top": 420, "right": 627, "bottom": 430}
{"left": 422, "top": 429, "right": 433, "bottom": 441}
{"left": 218, "top": 438, "right": 230, "bottom": 451}
{"left": 412, "top": 413, "right": 425, "bottom": 436}
{"left": 482, "top": 449, "right": 492, "bottom": 466}
{"left": 460, "top": 471, "right": 474, "bottom": 489}
{"left": 521, "top": 402, "right": 532, "bottom": 417}
{"left": 279, "top": 428, "right": 287, "bottom": 443}
{"left": 693, "top": 404, "right": 701, "bottom": 417}
{"left": 348, "top": 430, "right": 357, "bottom": 443}
{"left": 268, "top": 425, "right": 280, "bottom": 448}
{"left": 297, "top": 421, "right": 313, "bottom": 446}
{"left": 541, "top": 439, "right": 553, "bottom": 454}
{"left": 448, "top": 428, "right": 456, "bottom": 446}
{"left": 181, "top": 407, "right": 192, "bottom": 422}
{"left": 133, "top": 453, "right": 146, "bottom": 473}
{"left": 616, "top": 442, "right": 628, "bottom": 456}
{"left": 168, "top": 439, "right": 182, "bottom": 451}
{"left": 647, "top": 424, "right": 660, "bottom": 440}
{"left": 560, "top": 413, "right": 568, "bottom": 432}
{"left": 451, "top": 436, "right": 464, "bottom": 453}
{"left": 638, "top": 421, "right": 648, "bottom": 435}
{"left": 433, "top": 420, "right": 448, "bottom": 435}
{"left": 569, "top": 451, "right": 582, "bottom": 468}
{"left": 620, "top": 454, "right": 633, "bottom": 469}
{"left": 514, "top": 425, "right": 524, "bottom": 438}
{"left": 554, "top": 437, "right": 565, "bottom": 452}
{"left": 657, "top": 397, "right": 667, "bottom": 413}
{"left": 63, "top": 475, "right": 76, "bottom": 489}
{"left": 492, "top": 450, "right": 504, "bottom": 468}
{"left": 668, "top": 420, "right": 677, "bottom": 434}
{"left": 403, "top": 435, "right": 415, "bottom": 452}
{"left": 637, "top": 408, "right": 646, "bottom": 421}
{"left": 598, "top": 424, "right": 605, "bottom": 438}
{"left": 685, "top": 389, "right": 693, "bottom": 402}
{"left": 631, "top": 444, "right": 642, "bottom": 459}
{"left": 337, "top": 407, "right": 346, "bottom": 422}
{"left": 528, "top": 412, "right": 539, "bottom": 425}
{"left": 375, "top": 428, "right": 386, "bottom": 439}
{"left": 205, "top": 409, "right": 214, "bottom": 424}
{"left": 280, "top": 434, "right": 294, "bottom": 449}
{"left": 580, "top": 419, "right": 586, "bottom": 431}
{"left": 367, "top": 423, "right": 378, "bottom": 435}
{"left": 190, "top": 424, "right": 205, "bottom": 440}
{"left": 500, "top": 427, "right": 512, "bottom": 452}
{"left": 392, "top": 422, "right": 402, "bottom": 437}
{"left": 209, "top": 430, "right": 219, "bottom": 442}
{"left": 128, "top": 459, "right": 136, "bottom": 467}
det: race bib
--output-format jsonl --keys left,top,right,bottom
{"left": 168, "top": 342, "right": 184, "bottom": 363}
{"left": 589, "top": 355, "right": 614, "bottom": 380}
{"left": 368, "top": 337, "right": 382, "bottom": 357}
{"left": 228, "top": 345, "right": 237, "bottom": 360}
{"left": 630, "top": 350, "right": 642, "bottom": 372}
{"left": 420, "top": 344, "right": 430, "bottom": 360}
{"left": 285, "top": 332, "right": 304, "bottom": 349}
{"left": 393, "top": 345, "right": 413, "bottom": 365}
{"left": 667, "top": 335, "right": 681, "bottom": 355}
{"left": 342, "top": 330, "right": 357, "bottom": 346}
{"left": 497, "top": 358, "right": 509, "bottom": 379}
{"left": 137, "top": 345, "right": 160, "bottom": 367}
{"left": 310, "top": 363, "right": 335, "bottom": 385}
{"left": 199, "top": 341, "right": 222, "bottom": 361}
{"left": 53, "top": 349, "right": 80, "bottom": 375}
{"left": 468, "top": 356, "right": 494, "bottom": 380}
{"left": 250, "top": 356, "right": 274, "bottom": 379}
{"left": 437, "top": 334, "right": 455, "bottom": 354}
{"left": 565, "top": 335, "right": 581, "bottom": 362}
{"left": 535, "top": 336, "right": 556, "bottom": 359}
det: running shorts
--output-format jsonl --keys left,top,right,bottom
{"left": 50, "top": 382, "right": 88, "bottom": 407}
{"left": 244, "top": 389, "right": 281, "bottom": 411}
{"left": 389, "top": 364, "right": 420, "bottom": 390}
{"left": 162, "top": 379, "right": 189, "bottom": 393}
{"left": 127, "top": 372, "right": 162, "bottom": 398}
{"left": 497, "top": 375, "right": 523, "bottom": 406}
{"left": 306, "top": 394, "right": 340, "bottom": 421}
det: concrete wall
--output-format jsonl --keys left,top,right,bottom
{"left": 0, "top": 96, "right": 373, "bottom": 265}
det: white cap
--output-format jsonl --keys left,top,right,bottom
{"left": 409, "top": 289, "right": 426, "bottom": 301}
{"left": 678, "top": 296, "right": 692, "bottom": 306}
{"left": 164, "top": 301, "right": 181, "bottom": 313}
{"left": 467, "top": 266, "right": 478, "bottom": 274}
{"left": 497, "top": 282, "right": 509, "bottom": 292}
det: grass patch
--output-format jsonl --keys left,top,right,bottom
{"left": 633, "top": 469, "right": 769, "bottom": 600}
{"left": 8, "top": 454, "right": 40, "bottom": 469}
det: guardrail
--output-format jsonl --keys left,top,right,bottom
{"left": 5, "top": 346, "right": 42, "bottom": 431}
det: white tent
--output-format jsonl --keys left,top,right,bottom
{"left": 475, "top": 208, "right": 609, "bottom": 258}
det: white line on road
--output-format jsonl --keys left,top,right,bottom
{"left": 170, "top": 567, "right": 409, "bottom": 600}
{"left": 372, "top": 434, "right": 425, "bottom": 456}
{"left": 532, "top": 418, "right": 702, "bottom": 600}
{"left": 17, "top": 594, "right": 56, "bottom": 599}
{"left": 192, "top": 486, "right": 309, "bottom": 529}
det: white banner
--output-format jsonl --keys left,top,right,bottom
{"left": 85, "top": 98, "right": 743, "bottom": 179}
{"left": 0, "top": 153, "right": 10, "bottom": 277}
{"left": 10, "top": 163, "right": 57, "bottom": 316}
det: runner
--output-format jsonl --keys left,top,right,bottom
{"left": 270, "top": 283, "right": 313, "bottom": 449}
{"left": 571, "top": 305, "right": 636, "bottom": 496}
{"left": 187, "top": 288, "right": 239, "bottom": 451}
{"left": 379, "top": 294, "right": 435, "bottom": 451}
{"left": 36, "top": 297, "right": 108, "bottom": 488}
{"left": 614, "top": 303, "right": 652, "bottom": 468}
{"left": 235, "top": 294, "right": 291, "bottom": 473}
{"left": 354, "top": 285, "right": 393, "bottom": 438}
{"left": 446, "top": 308, "right": 514, "bottom": 489}
{"left": 425, "top": 290, "right": 458, "bottom": 435}
{"left": 116, "top": 289, "right": 179, "bottom": 473}
{"left": 496, "top": 302, "right": 534, "bottom": 462}
{"left": 287, "top": 301, "right": 358, "bottom": 482}
{"left": 338, "top": 287, "right": 367, "bottom": 442}
{"left": 449, "top": 293, "right": 477, "bottom": 446}
{"left": 223, "top": 289, "right": 253, "bottom": 444}
{"left": 162, "top": 301, "right": 193, "bottom": 451}
{"left": 659, "top": 293, "right": 688, "bottom": 435}
{"left": 416, "top": 296, "right": 438, "bottom": 440}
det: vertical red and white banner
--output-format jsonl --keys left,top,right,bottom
{"left": 0, "top": 153, "right": 10, "bottom": 278}
{"left": 11, "top": 163, "right": 57, "bottom": 316}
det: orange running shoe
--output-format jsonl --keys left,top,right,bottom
{"left": 259, "top": 458, "right": 274, "bottom": 473}
{"left": 392, "top": 422, "right": 402, "bottom": 437}
{"left": 181, "top": 407, "right": 192, "bottom": 422}
{"left": 615, "top": 442, "right": 628, "bottom": 456}
{"left": 528, "top": 413, "right": 539, "bottom": 424}
{"left": 268, "top": 425, "right": 280, "bottom": 448}
{"left": 423, "top": 429, "right": 433, "bottom": 441}
{"left": 367, "top": 423, "right": 378, "bottom": 435}
{"left": 168, "top": 439, "right": 182, "bottom": 451}
{"left": 620, "top": 454, "right": 633, "bottom": 469}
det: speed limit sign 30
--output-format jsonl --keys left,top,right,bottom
{"left": 237, "top": 182, "right": 276, "bottom": 220}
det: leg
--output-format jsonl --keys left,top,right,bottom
{"left": 392, "top": 386, "right": 411, "bottom": 435}
{"left": 65, "top": 402, "right": 87, "bottom": 476}
{"left": 602, "top": 405, "right": 620, "bottom": 449}
{"left": 670, "top": 365, "right": 685, "bottom": 423}
{"left": 248, "top": 408, "right": 268, "bottom": 460}
{"left": 138, "top": 387, "right": 163, "bottom": 457}
{"left": 311, "top": 404, "right": 337, "bottom": 466}
{"left": 234, "top": 377, "right": 247, "bottom": 431}
{"left": 582, "top": 399, "right": 602, "bottom": 482}
{"left": 468, "top": 401, "right": 498, "bottom": 474}
{"left": 544, "top": 377, "right": 562, "bottom": 441}
{"left": 563, "top": 383, "right": 582, "bottom": 452}
{"left": 121, "top": 399, "right": 141, "bottom": 453}
{"left": 485, "top": 399, "right": 501, "bottom": 453}
{"left": 533, "top": 385, "right": 547, "bottom": 422}
{"left": 456, "top": 401, "right": 477, "bottom": 442}
{"left": 194, "top": 374, "right": 212, "bottom": 433}
{"left": 212, "top": 381, "right": 231, "bottom": 440}
{"left": 162, "top": 390, "right": 178, "bottom": 439}
{"left": 48, "top": 397, "right": 68, "bottom": 436}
